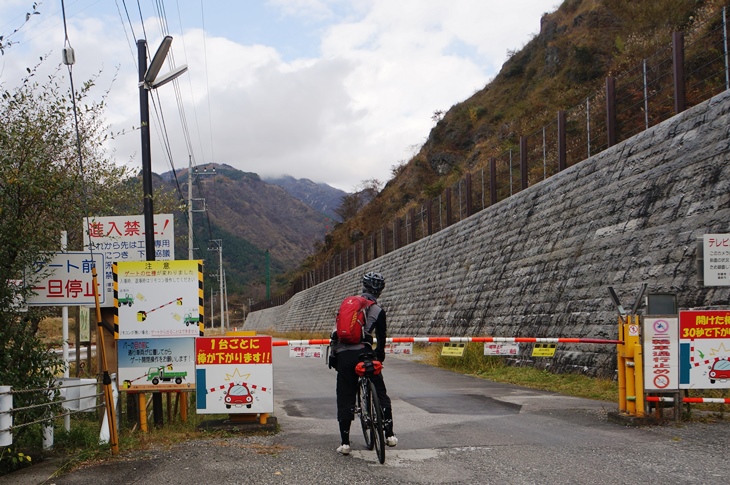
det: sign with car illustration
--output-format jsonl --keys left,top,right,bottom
{"left": 117, "top": 338, "right": 196, "bottom": 392}
{"left": 679, "top": 310, "right": 730, "bottom": 389}
{"left": 114, "top": 260, "right": 204, "bottom": 339}
{"left": 195, "top": 336, "right": 274, "bottom": 414}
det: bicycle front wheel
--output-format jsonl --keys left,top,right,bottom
{"left": 358, "top": 378, "right": 374, "bottom": 450}
{"left": 368, "top": 379, "right": 386, "bottom": 464}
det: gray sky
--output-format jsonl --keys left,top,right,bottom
{"left": 0, "top": 0, "right": 556, "bottom": 191}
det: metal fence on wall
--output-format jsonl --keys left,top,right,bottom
{"left": 252, "top": 6, "right": 730, "bottom": 313}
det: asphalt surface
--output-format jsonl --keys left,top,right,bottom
{"left": 3, "top": 350, "right": 730, "bottom": 484}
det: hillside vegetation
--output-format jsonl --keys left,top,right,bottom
{"left": 302, "top": 0, "right": 726, "bottom": 272}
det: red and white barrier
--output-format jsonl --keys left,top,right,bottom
{"left": 272, "top": 336, "right": 623, "bottom": 347}
{"left": 645, "top": 396, "right": 730, "bottom": 404}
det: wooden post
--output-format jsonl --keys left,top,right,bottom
{"left": 673, "top": 32, "right": 686, "bottom": 114}
{"left": 606, "top": 77, "right": 616, "bottom": 147}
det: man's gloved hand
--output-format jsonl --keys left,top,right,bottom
{"left": 376, "top": 349, "right": 385, "bottom": 362}
{"left": 328, "top": 353, "right": 338, "bottom": 369}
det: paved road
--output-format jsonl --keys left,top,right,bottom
{"left": 10, "top": 344, "right": 730, "bottom": 484}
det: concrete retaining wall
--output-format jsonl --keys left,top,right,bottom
{"left": 245, "top": 90, "right": 730, "bottom": 377}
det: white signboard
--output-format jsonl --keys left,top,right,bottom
{"left": 289, "top": 344, "right": 325, "bottom": 358}
{"left": 643, "top": 317, "right": 679, "bottom": 391}
{"left": 384, "top": 342, "right": 413, "bottom": 355}
{"left": 484, "top": 342, "right": 520, "bottom": 356}
{"left": 118, "top": 338, "right": 196, "bottom": 392}
{"left": 83, "top": 214, "right": 175, "bottom": 306}
{"left": 26, "top": 252, "right": 106, "bottom": 306}
{"left": 115, "top": 260, "right": 202, "bottom": 339}
{"left": 703, "top": 234, "right": 730, "bottom": 286}
{"left": 196, "top": 336, "right": 274, "bottom": 414}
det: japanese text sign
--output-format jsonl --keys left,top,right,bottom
{"left": 703, "top": 234, "right": 730, "bottom": 286}
{"left": 643, "top": 317, "right": 679, "bottom": 390}
{"left": 118, "top": 338, "right": 196, "bottom": 392}
{"left": 679, "top": 310, "right": 730, "bottom": 389}
{"left": 195, "top": 336, "right": 274, "bottom": 414}
{"left": 114, "top": 260, "right": 203, "bottom": 339}
{"left": 83, "top": 214, "right": 175, "bottom": 306}
{"left": 483, "top": 342, "right": 520, "bottom": 356}
{"left": 25, "top": 252, "right": 105, "bottom": 306}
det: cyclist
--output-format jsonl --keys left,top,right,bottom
{"left": 330, "top": 271, "right": 397, "bottom": 455}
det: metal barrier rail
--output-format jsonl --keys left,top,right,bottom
{"left": 646, "top": 396, "right": 730, "bottom": 404}
{"left": 273, "top": 336, "right": 624, "bottom": 346}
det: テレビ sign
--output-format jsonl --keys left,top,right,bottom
{"left": 703, "top": 234, "right": 730, "bottom": 286}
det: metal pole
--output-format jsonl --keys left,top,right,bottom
{"left": 542, "top": 126, "right": 547, "bottom": 180}
{"left": 586, "top": 97, "right": 591, "bottom": 157}
{"left": 509, "top": 149, "right": 513, "bottom": 196}
{"left": 265, "top": 250, "right": 270, "bottom": 301}
{"left": 643, "top": 59, "right": 649, "bottom": 130}
{"left": 138, "top": 39, "right": 162, "bottom": 427}
{"left": 61, "top": 231, "right": 70, "bottom": 432}
{"left": 188, "top": 155, "right": 193, "bottom": 260}
{"left": 722, "top": 7, "right": 730, "bottom": 89}
{"left": 219, "top": 242, "right": 223, "bottom": 331}
{"left": 138, "top": 40, "right": 155, "bottom": 263}
{"left": 223, "top": 268, "right": 229, "bottom": 331}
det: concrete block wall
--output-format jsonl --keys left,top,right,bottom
{"left": 245, "top": 89, "right": 730, "bottom": 377}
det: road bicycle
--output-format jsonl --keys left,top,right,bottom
{"left": 355, "top": 356, "right": 386, "bottom": 464}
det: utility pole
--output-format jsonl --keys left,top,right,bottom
{"left": 187, "top": 158, "right": 215, "bottom": 260}
{"left": 266, "top": 249, "right": 271, "bottom": 301}
{"left": 137, "top": 35, "right": 187, "bottom": 429}
{"left": 209, "top": 239, "right": 224, "bottom": 331}
{"left": 223, "top": 268, "right": 229, "bottom": 330}
{"left": 210, "top": 289, "right": 215, "bottom": 329}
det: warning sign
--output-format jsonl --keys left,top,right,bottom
{"left": 441, "top": 342, "right": 466, "bottom": 357}
{"left": 532, "top": 343, "right": 556, "bottom": 357}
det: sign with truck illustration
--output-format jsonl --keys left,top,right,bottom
{"left": 147, "top": 365, "right": 188, "bottom": 385}
{"left": 118, "top": 338, "right": 196, "bottom": 392}
{"left": 114, "top": 260, "right": 203, "bottom": 339}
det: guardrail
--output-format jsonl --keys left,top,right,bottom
{"left": 0, "top": 378, "right": 104, "bottom": 448}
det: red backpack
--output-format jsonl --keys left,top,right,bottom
{"left": 335, "top": 296, "right": 375, "bottom": 344}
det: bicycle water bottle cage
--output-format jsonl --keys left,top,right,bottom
{"left": 356, "top": 359, "right": 382, "bottom": 376}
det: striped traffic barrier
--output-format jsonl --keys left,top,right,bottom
{"left": 645, "top": 396, "right": 730, "bottom": 404}
{"left": 272, "top": 336, "right": 623, "bottom": 346}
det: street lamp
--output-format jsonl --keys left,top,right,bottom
{"left": 138, "top": 36, "right": 188, "bottom": 261}
{"left": 137, "top": 36, "right": 187, "bottom": 427}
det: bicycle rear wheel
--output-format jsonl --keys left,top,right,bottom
{"left": 368, "top": 379, "right": 386, "bottom": 464}
{"left": 357, "top": 378, "right": 374, "bottom": 450}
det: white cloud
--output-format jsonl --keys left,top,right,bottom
{"left": 0, "top": 0, "right": 553, "bottom": 192}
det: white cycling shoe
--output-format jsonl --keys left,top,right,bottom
{"left": 386, "top": 435, "right": 398, "bottom": 447}
{"left": 337, "top": 444, "right": 351, "bottom": 455}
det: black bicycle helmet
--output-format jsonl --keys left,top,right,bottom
{"left": 362, "top": 272, "right": 385, "bottom": 295}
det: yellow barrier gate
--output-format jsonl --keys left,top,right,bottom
{"left": 617, "top": 314, "right": 645, "bottom": 417}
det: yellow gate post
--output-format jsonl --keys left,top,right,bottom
{"left": 617, "top": 314, "right": 645, "bottom": 418}
{"left": 617, "top": 315, "right": 627, "bottom": 413}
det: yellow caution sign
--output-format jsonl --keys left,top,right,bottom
{"left": 441, "top": 342, "right": 466, "bottom": 357}
{"left": 531, "top": 343, "right": 557, "bottom": 357}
